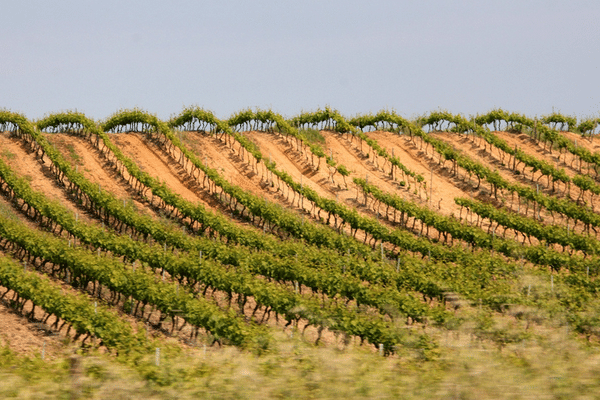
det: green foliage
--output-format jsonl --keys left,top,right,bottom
{"left": 401, "top": 110, "right": 600, "bottom": 242}
{"left": 474, "top": 108, "right": 532, "bottom": 132}
{"left": 0, "top": 111, "right": 264, "bottom": 348}
{"left": 415, "top": 334, "right": 441, "bottom": 361}
{"left": 542, "top": 112, "right": 577, "bottom": 132}
{"left": 348, "top": 109, "right": 411, "bottom": 133}
{"left": 290, "top": 106, "right": 355, "bottom": 133}
{"left": 0, "top": 254, "right": 148, "bottom": 353}
{"left": 4, "top": 106, "right": 600, "bottom": 375}
{"left": 298, "top": 127, "right": 326, "bottom": 145}
{"left": 0, "top": 148, "right": 16, "bottom": 160}
{"left": 0, "top": 111, "right": 453, "bottom": 352}
{"left": 577, "top": 118, "right": 600, "bottom": 136}
{"left": 456, "top": 197, "right": 600, "bottom": 261}
{"left": 167, "top": 106, "right": 227, "bottom": 133}
{"left": 336, "top": 164, "right": 350, "bottom": 177}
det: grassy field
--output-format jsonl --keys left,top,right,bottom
{"left": 2, "top": 301, "right": 600, "bottom": 400}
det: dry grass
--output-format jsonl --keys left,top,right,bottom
{"left": 2, "top": 310, "right": 600, "bottom": 400}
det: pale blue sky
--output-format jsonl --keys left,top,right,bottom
{"left": 1, "top": 0, "right": 599, "bottom": 121}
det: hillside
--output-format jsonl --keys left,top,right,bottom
{"left": 1, "top": 108, "right": 600, "bottom": 398}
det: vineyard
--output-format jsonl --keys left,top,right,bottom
{"left": 2, "top": 107, "right": 600, "bottom": 398}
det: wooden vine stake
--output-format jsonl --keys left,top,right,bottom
{"left": 429, "top": 166, "right": 433, "bottom": 204}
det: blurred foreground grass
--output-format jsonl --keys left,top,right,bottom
{"left": 2, "top": 318, "right": 600, "bottom": 400}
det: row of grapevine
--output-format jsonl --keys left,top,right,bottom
{"left": 75, "top": 110, "right": 512, "bottom": 315}
{"left": 289, "top": 106, "right": 355, "bottom": 133}
{"left": 348, "top": 110, "right": 411, "bottom": 133}
{"left": 104, "top": 106, "right": 596, "bottom": 310}
{"left": 170, "top": 107, "right": 448, "bottom": 268}
{"left": 0, "top": 213, "right": 262, "bottom": 347}
{"left": 338, "top": 111, "right": 427, "bottom": 191}
{"left": 166, "top": 109, "right": 526, "bottom": 306}
{"left": 31, "top": 108, "right": 600, "bottom": 268}
{"left": 184, "top": 115, "right": 523, "bottom": 306}
{"left": 34, "top": 112, "right": 437, "bottom": 311}
{"left": 6, "top": 106, "right": 600, "bottom": 362}
{"left": 475, "top": 109, "right": 600, "bottom": 177}
{"left": 422, "top": 112, "right": 572, "bottom": 192}
{"left": 223, "top": 108, "right": 351, "bottom": 177}
{"left": 469, "top": 112, "right": 600, "bottom": 211}
{"left": 170, "top": 106, "right": 592, "bottom": 260}
{"left": 100, "top": 109, "right": 373, "bottom": 256}
{"left": 0, "top": 155, "right": 439, "bottom": 350}
{"left": 106, "top": 112, "right": 455, "bottom": 323}
{"left": 38, "top": 110, "right": 302, "bottom": 252}
{"left": 398, "top": 113, "right": 600, "bottom": 236}
{"left": 225, "top": 108, "right": 422, "bottom": 189}
{"left": 0, "top": 254, "right": 150, "bottom": 353}
{"left": 472, "top": 117, "right": 600, "bottom": 205}
{"left": 353, "top": 178, "right": 591, "bottom": 272}
{"left": 476, "top": 108, "right": 583, "bottom": 134}
{"left": 455, "top": 197, "right": 600, "bottom": 258}
{"left": 14, "top": 113, "right": 452, "bottom": 330}
{"left": 5, "top": 110, "right": 544, "bottom": 310}
{"left": 172, "top": 110, "right": 439, "bottom": 256}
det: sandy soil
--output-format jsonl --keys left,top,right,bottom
{"left": 182, "top": 130, "right": 406, "bottom": 243}
{"left": 248, "top": 131, "right": 337, "bottom": 199}
{"left": 322, "top": 131, "right": 436, "bottom": 218}
{"left": 196, "top": 130, "right": 480, "bottom": 240}
{"left": 246, "top": 130, "right": 405, "bottom": 230}
{"left": 110, "top": 132, "right": 270, "bottom": 234}
{"left": 324, "top": 132, "right": 400, "bottom": 193}
{"left": 363, "top": 131, "right": 478, "bottom": 217}
{"left": 44, "top": 134, "right": 156, "bottom": 217}
{"left": 492, "top": 130, "right": 594, "bottom": 183}
{"left": 438, "top": 130, "right": 596, "bottom": 210}
{"left": 0, "top": 291, "right": 63, "bottom": 360}
{"left": 0, "top": 130, "right": 355, "bottom": 356}
{"left": 180, "top": 130, "right": 350, "bottom": 234}
{"left": 561, "top": 130, "right": 600, "bottom": 153}
{"left": 435, "top": 130, "right": 600, "bottom": 240}
{"left": 180, "top": 132, "right": 291, "bottom": 204}
{"left": 437, "top": 131, "right": 557, "bottom": 195}
{"left": 0, "top": 132, "right": 93, "bottom": 224}
{"left": 111, "top": 133, "right": 207, "bottom": 204}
